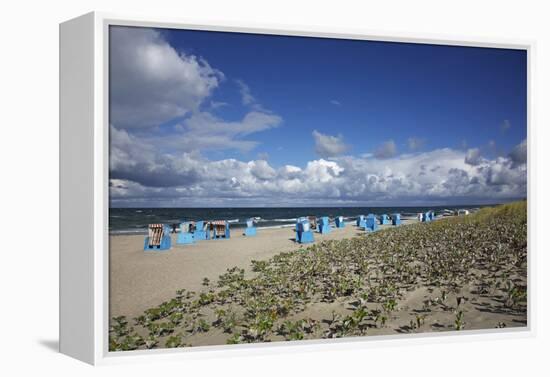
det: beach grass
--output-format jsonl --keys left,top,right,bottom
{"left": 109, "top": 201, "right": 527, "bottom": 351}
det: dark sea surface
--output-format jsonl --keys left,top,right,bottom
{"left": 109, "top": 205, "right": 486, "bottom": 234}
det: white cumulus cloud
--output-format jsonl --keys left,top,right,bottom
{"left": 465, "top": 148, "right": 483, "bottom": 166}
{"left": 109, "top": 135, "right": 527, "bottom": 207}
{"left": 110, "top": 26, "right": 223, "bottom": 129}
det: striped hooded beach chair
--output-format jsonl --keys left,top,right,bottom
{"left": 144, "top": 224, "right": 171, "bottom": 251}
{"left": 212, "top": 220, "right": 230, "bottom": 239}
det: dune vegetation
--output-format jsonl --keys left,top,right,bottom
{"left": 109, "top": 201, "right": 527, "bottom": 351}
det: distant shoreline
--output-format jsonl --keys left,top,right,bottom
{"left": 108, "top": 215, "right": 423, "bottom": 235}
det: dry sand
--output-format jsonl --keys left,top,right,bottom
{"left": 110, "top": 221, "right": 412, "bottom": 319}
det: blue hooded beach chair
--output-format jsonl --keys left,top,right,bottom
{"left": 317, "top": 216, "right": 331, "bottom": 234}
{"left": 379, "top": 214, "right": 390, "bottom": 225}
{"left": 176, "top": 221, "right": 195, "bottom": 245}
{"left": 356, "top": 215, "right": 366, "bottom": 228}
{"left": 212, "top": 220, "right": 230, "bottom": 239}
{"left": 295, "top": 217, "right": 314, "bottom": 243}
{"left": 244, "top": 218, "right": 257, "bottom": 236}
{"left": 422, "top": 212, "right": 431, "bottom": 222}
{"left": 193, "top": 220, "right": 208, "bottom": 240}
{"left": 335, "top": 216, "right": 345, "bottom": 228}
{"left": 144, "top": 224, "right": 171, "bottom": 251}
{"left": 391, "top": 213, "right": 401, "bottom": 225}
{"left": 365, "top": 214, "right": 378, "bottom": 232}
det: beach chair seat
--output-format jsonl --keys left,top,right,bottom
{"left": 144, "top": 224, "right": 171, "bottom": 251}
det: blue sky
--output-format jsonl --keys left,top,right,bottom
{"left": 109, "top": 26, "right": 527, "bottom": 207}
{"left": 162, "top": 29, "right": 526, "bottom": 166}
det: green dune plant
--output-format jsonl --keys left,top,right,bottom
{"left": 454, "top": 311, "right": 465, "bottom": 330}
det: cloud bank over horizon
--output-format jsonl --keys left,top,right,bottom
{"left": 110, "top": 134, "right": 527, "bottom": 207}
{"left": 109, "top": 26, "right": 527, "bottom": 207}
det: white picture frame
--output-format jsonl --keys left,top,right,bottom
{"left": 59, "top": 11, "right": 534, "bottom": 365}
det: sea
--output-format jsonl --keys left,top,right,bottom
{"left": 109, "top": 205, "right": 485, "bottom": 235}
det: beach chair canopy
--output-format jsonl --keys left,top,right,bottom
{"left": 211, "top": 220, "right": 227, "bottom": 229}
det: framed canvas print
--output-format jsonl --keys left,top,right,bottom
{"left": 60, "top": 12, "right": 532, "bottom": 365}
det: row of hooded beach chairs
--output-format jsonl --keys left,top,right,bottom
{"left": 295, "top": 215, "right": 347, "bottom": 244}
{"left": 145, "top": 213, "right": 407, "bottom": 250}
{"left": 356, "top": 213, "right": 402, "bottom": 232}
{"left": 295, "top": 213, "right": 402, "bottom": 244}
{"left": 177, "top": 220, "right": 230, "bottom": 246}
{"left": 144, "top": 218, "right": 258, "bottom": 251}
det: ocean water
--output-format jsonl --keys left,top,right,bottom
{"left": 109, "top": 205, "right": 484, "bottom": 234}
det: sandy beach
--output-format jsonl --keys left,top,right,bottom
{"left": 110, "top": 221, "right": 412, "bottom": 319}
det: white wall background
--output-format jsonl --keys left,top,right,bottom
{"left": 0, "top": 0, "right": 548, "bottom": 375}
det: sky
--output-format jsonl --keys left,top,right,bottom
{"left": 108, "top": 25, "right": 527, "bottom": 208}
